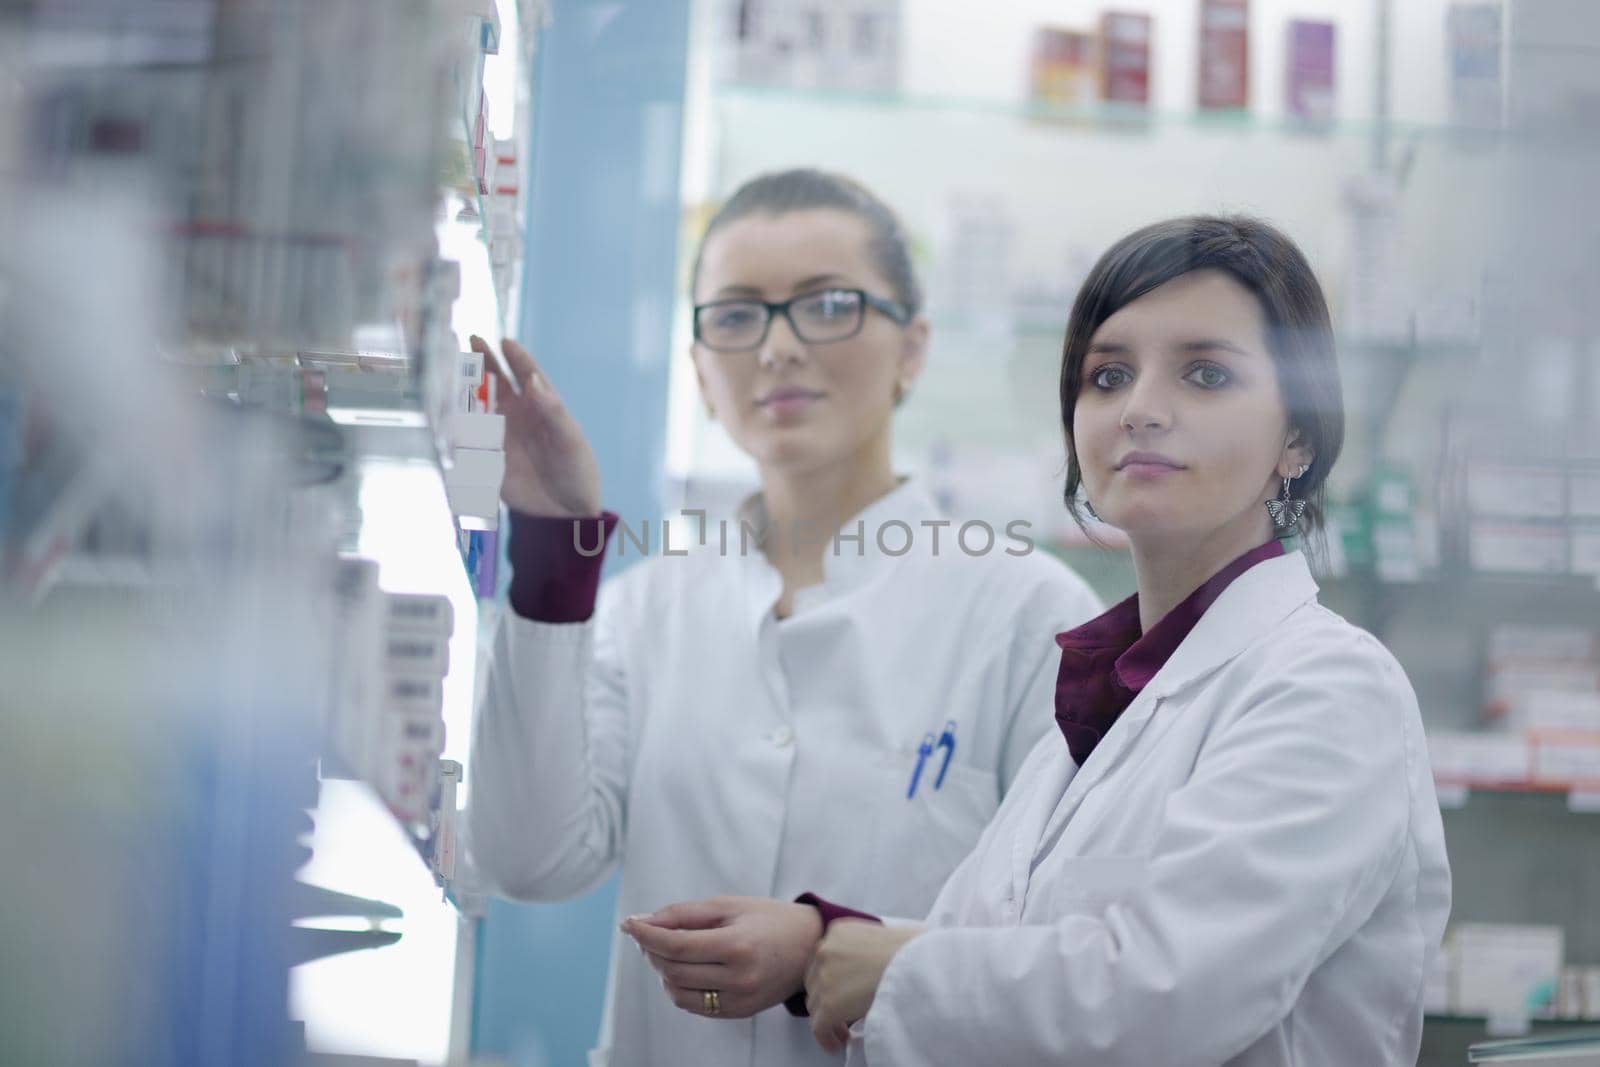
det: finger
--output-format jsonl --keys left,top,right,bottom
{"left": 651, "top": 954, "right": 730, "bottom": 992}
{"left": 469, "top": 334, "right": 527, "bottom": 399}
{"left": 660, "top": 977, "right": 734, "bottom": 1019}
{"left": 660, "top": 976, "right": 706, "bottom": 1015}
{"left": 624, "top": 919, "right": 727, "bottom": 964}
{"left": 811, "top": 1013, "right": 845, "bottom": 1055}
{"left": 646, "top": 899, "right": 733, "bottom": 931}
{"left": 499, "top": 337, "right": 549, "bottom": 392}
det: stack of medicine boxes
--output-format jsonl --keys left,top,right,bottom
{"left": 380, "top": 590, "right": 455, "bottom": 825}
{"left": 446, "top": 348, "right": 505, "bottom": 596}
{"left": 329, "top": 561, "right": 453, "bottom": 827}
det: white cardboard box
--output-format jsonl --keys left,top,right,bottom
{"left": 446, "top": 482, "right": 501, "bottom": 530}
{"left": 447, "top": 411, "right": 505, "bottom": 451}
{"left": 445, "top": 446, "right": 506, "bottom": 488}
{"left": 384, "top": 591, "right": 455, "bottom": 636}
{"left": 1470, "top": 521, "right": 1568, "bottom": 575}
{"left": 1468, "top": 464, "right": 1567, "bottom": 518}
{"left": 1505, "top": 691, "right": 1600, "bottom": 734}
{"left": 1529, "top": 734, "right": 1600, "bottom": 787}
{"left": 1489, "top": 624, "right": 1599, "bottom": 663}
{"left": 1428, "top": 731, "right": 1532, "bottom": 784}
{"left": 1425, "top": 944, "right": 1454, "bottom": 1014}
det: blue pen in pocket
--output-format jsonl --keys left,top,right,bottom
{"left": 933, "top": 720, "right": 957, "bottom": 789}
{"left": 906, "top": 732, "right": 935, "bottom": 799}
{"left": 907, "top": 721, "right": 959, "bottom": 798}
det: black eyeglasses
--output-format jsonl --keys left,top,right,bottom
{"left": 692, "top": 287, "right": 911, "bottom": 352}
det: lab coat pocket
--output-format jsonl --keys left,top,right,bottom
{"left": 872, "top": 750, "right": 998, "bottom": 913}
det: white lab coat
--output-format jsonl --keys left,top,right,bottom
{"left": 854, "top": 549, "right": 1452, "bottom": 1066}
{"left": 466, "top": 479, "right": 1104, "bottom": 1067}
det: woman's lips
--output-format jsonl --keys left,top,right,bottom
{"left": 1115, "top": 452, "right": 1186, "bottom": 479}
{"left": 759, "top": 389, "right": 823, "bottom": 417}
{"left": 1118, "top": 460, "right": 1185, "bottom": 478}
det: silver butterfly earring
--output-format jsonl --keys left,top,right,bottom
{"left": 1266, "top": 465, "right": 1309, "bottom": 532}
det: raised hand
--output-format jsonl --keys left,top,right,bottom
{"left": 471, "top": 334, "right": 601, "bottom": 518}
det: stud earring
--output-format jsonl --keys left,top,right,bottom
{"left": 1265, "top": 464, "right": 1309, "bottom": 532}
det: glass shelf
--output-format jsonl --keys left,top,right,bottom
{"left": 1434, "top": 780, "right": 1600, "bottom": 814}
{"left": 1322, "top": 567, "right": 1600, "bottom": 592}
{"left": 714, "top": 81, "right": 1600, "bottom": 152}
{"left": 1468, "top": 1026, "right": 1600, "bottom": 1062}
{"left": 1431, "top": 1014, "right": 1600, "bottom": 1028}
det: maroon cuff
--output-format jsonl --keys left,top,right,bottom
{"left": 506, "top": 509, "right": 619, "bottom": 623}
{"left": 783, "top": 892, "right": 883, "bottom": 1018}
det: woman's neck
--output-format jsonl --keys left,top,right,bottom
{"left": 758, "top": 437, "right": 898, "bottom": 593}
{"left": 1128, "top": 512, "right": 1277, "bottom": 633}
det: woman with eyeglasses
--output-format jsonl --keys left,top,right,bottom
{"left": 630, "top": 215, "right": 1452, "bottom": 1065}
{"left": 465, "top": 169, "right": 1104, "bottom": 1067}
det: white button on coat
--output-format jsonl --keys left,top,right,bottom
{"left": 851, "top": 550, "right": 1453, "bottom": 1067}
{"left": 466, "top": 480, "right": 1105, "bottom": 1067}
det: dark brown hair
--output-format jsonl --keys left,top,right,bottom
{"left": 1060, "top": 215, "right": 1344, "bottom": 542}
{"left": 689, "top": 168, "right": 921, "bottom": 315}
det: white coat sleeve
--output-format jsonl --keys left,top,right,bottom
{"left": 861, "top": 631, "right": 1415, "bottom": 1066}
{"left": 464, "top": 581, "right": 632, "bottom": 901}
{"left": 997, "top": 565, "right": 1104, "bottom": 791}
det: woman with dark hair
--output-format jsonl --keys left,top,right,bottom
{"left": 464, "top": 169, "right": 1103, "bottom": 1066}
{"left": 635, "top": 215, "right": 1452, "bottom": 1065}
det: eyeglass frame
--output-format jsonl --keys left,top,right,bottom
{"left": 691, "top": 286, "right": 912, "bottom": 353}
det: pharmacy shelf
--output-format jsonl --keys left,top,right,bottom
{"left": 1321, "top": 568, "right": 1600, "bottom": 649}
{"left": 1435, "top": 781, "right": 1600, "bottom": 814}
{"left": 714, "top": 81, "right": 1600, "bottom": 152}
{"left": 1429, "top": 1014, "right": 1600, "bottom": 1029}
{"left": 1422, "top": 1015, "right": 1600, "bottom": 1067}
{"left": 450, "top": 109, "right": 518, "bottom": 337}
{"left": 1468, "top": 1028, "right": 1600, "bottom": 1061}
{"left": 1323, "top": 569, "right": 1600, "bottom": 594}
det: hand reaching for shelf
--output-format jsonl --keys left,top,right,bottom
{"left": 471, "top": 334, "right": 602, "bottom": 519}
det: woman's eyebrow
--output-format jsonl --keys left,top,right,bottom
{"left": 1178, "top": 338, "right": 1254, "bottom": 357}
{"left": 1087, "top": 340, "right": 1131, "bottom": 355}
{"left": 791, "top": 273, "right": 849, "bottom": 292}
{"left": 707, "top": 274, "right": 852, "bottom": 300}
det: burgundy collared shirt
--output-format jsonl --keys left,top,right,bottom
{"left": 1054, "top": 538, "right": 1285, "bottom": 765}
